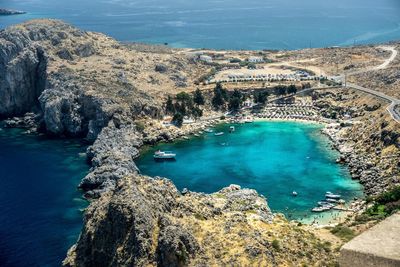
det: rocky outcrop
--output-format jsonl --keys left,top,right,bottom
{"left": 0, "top": 29, "right": 47, "bottom": 117}
{"left": 80, "top": 121, "right": 142, "bottom": 195}
{"left": 0, "top": 9, "right": 26, "bottom": 15}
{"left": 3, "top": 20, "right": 385, "bottom": 267}
{"left": 0, "top": 20, "right": 165, "bottom": 139}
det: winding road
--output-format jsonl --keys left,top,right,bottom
{"left": 329, "top": 46, "right": 399, "bottom": 122}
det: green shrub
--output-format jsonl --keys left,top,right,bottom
{"left": 271, "top": 239, "right": 280, "bottom": 251}
{"left": 330, "top": 225, "right": 355, "bottom": 241}
{"left": 135, "top": 122, "right": 145, "bottom": 132}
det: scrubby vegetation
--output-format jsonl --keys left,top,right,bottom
{"left": 330, "top": 225, "right": 356, "bottom": 241}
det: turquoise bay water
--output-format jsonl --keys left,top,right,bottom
{"left": 136, "top": 122, "right": 363, "bottom": 219}
{"left": 0, "top": 127, "right": 89, "bottom": 267}
{"left": 1, "top": 0, "right": 400, "bottom": 50}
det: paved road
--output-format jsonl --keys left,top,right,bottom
{"left": 325, "top": 46, "right": 399, "bottom": 122}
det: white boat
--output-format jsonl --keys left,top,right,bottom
{"left": 312, "top": 205, "right": 331, "bottom": 212}
{"left": 154, "top": 150, "right": 176, "bottom": 160}
{"left": 204, "top": 129, "right": 214, "bottom": 133}
{"left": 214, "top": 132, "right": 224, "bottom": 136}
{"left": 325, "top": 192, "right": 341, "bottom": 199}
{"left": 326, "top": 198, "right": 338, "bottom": 203}
{"left": 318, "top": 202, "right": 335, "bottom": 208}
{"left": 229, "top": 126, "right": 235, "bottom": 133}
{"left": 292, "top": 191, "right": 298, "bottom": 196}
{"left": 311, "top": 207, "right": 326, "bottom": 212}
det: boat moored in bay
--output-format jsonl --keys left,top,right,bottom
{"left": 325, "top": 192, "right": 341, "bottom": 199}
{"left": 154, "top": 150, "right": 176, "bottom": 160}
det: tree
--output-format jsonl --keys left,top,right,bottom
{"left": 229, "top": 97, "right": 241, "bottom": 111}
{"left": 254, "top": 91, "right": 269, "bottom": 105}
{"left": 287, "top": 84, "right": 297, "bottom": 94}
{"left": 176, "top": 92, "right": 193, "bottom": 105}
{"left": 193, "top": 88, "right": 205, "bottom": 106}
{"left": 172, "top": 112, "right": 184, "bottom": 127}
{"left": 192, "top": 106, "right": 203, "bottom": 119}
{"left": 274, "top": 85, "right": 287, "bottom": 95}
{"left": 212, "top": 83, "right": 226, "bottom": 109}
{"left": 228, "top": 89, "right": 243, "bottom": 111}
{"left": 174, "top": 102, "right": 186, "bottom": 115}
{"left": 165, "top": 96, "right": 175, "bottom": 114}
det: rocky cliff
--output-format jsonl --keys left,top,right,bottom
{"left": 0, "top": 19, "right": 205, "bottom": 139}
{"left": 0, "top": 25, "right": 47, "bottom": 117}
{"left": 3, "top": 20, "right": 396, "bottom": 266}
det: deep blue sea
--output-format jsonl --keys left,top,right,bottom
{"left": 0, "top": 127, "right": 89, "bottom": 267}
{"left": 136, "top": 122, "right": 363, "bottom": 219}
{"left": 1, "top": 0, "right": 400, "bottom": 50}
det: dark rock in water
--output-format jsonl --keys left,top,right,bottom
{"left": 4, "top": 113, "right": 38, "bottom": 130}
{"left": 0, "top": 9, "right": 26, "bottom": 15}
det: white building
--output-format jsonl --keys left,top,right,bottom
{"left": 248, "top": 56, "right": 264, "bottom": 63}
{"left": 199, "top": 55, "right": 213, "bottom": 63}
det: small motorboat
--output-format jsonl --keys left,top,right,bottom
{"left": 154, "top": 150, "right": 176, "bottom": 160}
{"left": 311, "top": 207, "right": 326, "bottom": 212}
{"left": 325, "top": 192, "right": 341, "bottom": 199}
{"left": 312, "top": 205, "right": 332, "bottom": 212}
{"left": 319, "top": 202, "right": 335, "bottom": 208}
{"left": 194, "top": 134, "right": 200, "bottom": 137}
{"left": 214, "top": 132, "right": 224, "bottom": 136}
{"left": 204, "top": 128, "right": 214, "bottom": 133}
{"left": 292, "top": 191, "right": 298, "bottom": 197}
{"left": 229, "top": 126, "right": 235, "bottom": 133}
{"left": 326, "top": 198, "right": 338, "bottom": 203}
{"left": 181, "top": 188, "right": 188, "bottom": 195}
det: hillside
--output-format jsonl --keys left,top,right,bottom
{"left": 0, "top": 19, "right": 399, "bottom": 266}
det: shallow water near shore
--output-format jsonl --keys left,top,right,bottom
{"left": 1, "top": 0, "right": 400, "bottom": 50}
{"left": 0, "top": 127, "right": 89, "bottom": 267}
{"left": 136, "top": 121, "right": 364, "bottom": 220}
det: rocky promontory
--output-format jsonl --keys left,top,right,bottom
{"left": 1, "top": 19, "right": 399, "bottom": 266}
{"left": 0, "top": 8, "right": 26, "bottom": 15}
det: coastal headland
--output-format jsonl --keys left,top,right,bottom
{"left": 0, "top": 8, "right": 26, "bottom": 16}
{"left": 0, "top": 19, "right": 399, "bottom": 266}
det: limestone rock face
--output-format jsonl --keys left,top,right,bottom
{"left": 80, "top": 121, "right": 142, "bottom": 194}
{"left": 0, "top": 29, "right": 47, "bottom": 117}
{"left": 0, "top": 20, "right": 165, "bottom": 139}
